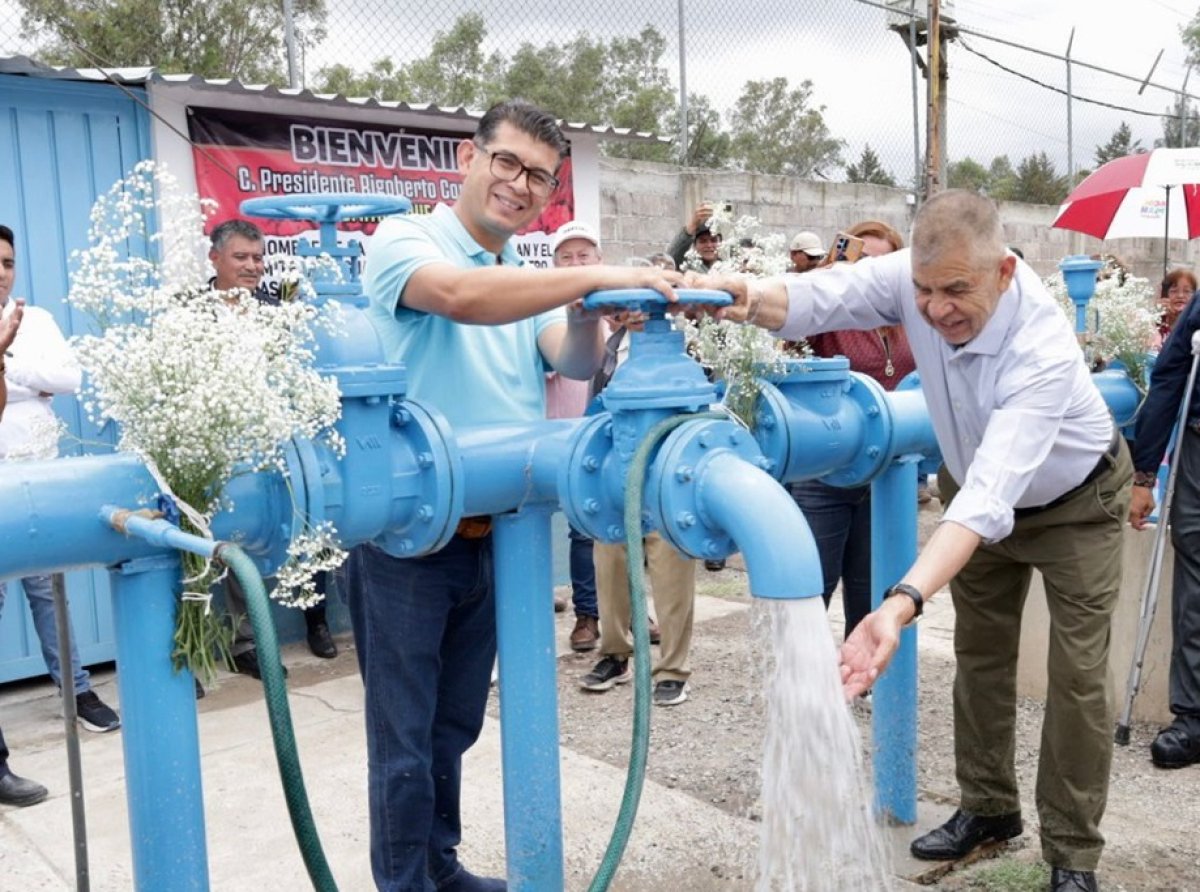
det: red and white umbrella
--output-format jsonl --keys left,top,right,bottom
{"left": 1052, "top": 147, "right": 1200, "bottom": 247}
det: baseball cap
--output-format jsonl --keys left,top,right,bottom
{"left": 551, "top": 221, "right": 600, "bottom": 254}
{"left": 790, "top": 231, "right": 825, "bottom": 257}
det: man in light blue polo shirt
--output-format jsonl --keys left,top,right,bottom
{"left": 347, "top": 98, "right": 676, "bottom": 892}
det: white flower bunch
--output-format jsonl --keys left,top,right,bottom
{"left": 74, "top": 289, "right": 345, "bottom": 493}
{"left": 1045, "top": 269, "right": 1162, "bottom": 388}
{"left": 273, "top": 521, "right": 345, "bottom": 609}
{"left": 677, "top": 208, "right": 791, "bottom": 426}
{"left": 68, "top": 161, "right": 348, "bottom": 679}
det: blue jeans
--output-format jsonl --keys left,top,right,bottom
{"left": 344, "top": 538, "right": 497, "bottom": 892}
{"left": 567, "top": 524, "right": 598, "bottom": 618}
{"left": 788, "top": 480, "right": 873, "bottom": 637}
{"left": 0, "top": 575, "right": 90, "bottom": 693}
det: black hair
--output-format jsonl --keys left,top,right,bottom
{"left": 210, "top": 219, "right": 264, "bottom": 251}
{"left": 0, "top": 225, "right": 13, "bottom": 250}
{"left": 475, "top": 99, "right": 569, "bottom": 163}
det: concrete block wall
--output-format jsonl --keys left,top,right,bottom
{"left": 599, "top": 156, "right": 1200, "bottom": 281}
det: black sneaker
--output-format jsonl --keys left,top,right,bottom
{"left": 75, "top": 690, "right": 121, "bottom": 733}
{"left": 580, "top": 657, "right": 631, "bottom": 692}
{"left": 653, "top": 679, "right": 688, "bottom": 706}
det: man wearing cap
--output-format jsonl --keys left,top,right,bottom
{"left": 789, "top": 231, "right": 826, "bottom": 273}
{"left": 666, "top": 201, "right": 723, "bottom": 272}
{"left": 546, "top": 221, "right": 603, "bottom": 652}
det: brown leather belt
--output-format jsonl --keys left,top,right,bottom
{"left": 455, "top": 516, "right": 493, "bottom": 539}
{"left": 1013, "top": 431, "right": 1121, "bottom": 519}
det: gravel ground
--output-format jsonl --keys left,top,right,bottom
{"left": 523, "top": 504, "right": 1200, "bottom": 892}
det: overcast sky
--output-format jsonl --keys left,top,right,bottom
{"left": 3, "top": 0, "right": 1197, "bottom": 183}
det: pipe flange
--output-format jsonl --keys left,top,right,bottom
{"left": 378, "top": 399, "right": 463, "bottom": 558}
{"left": 751, "top": 381, "right": 791, "bottom": 482}
{"left": 559, "top": 414, "right": 625, "bottom": 541}
{"left": 819, "top": 372, "right": 892, "bottom": 488}
{"left": 650, "top": 417, "right": 767, "bottom": 559}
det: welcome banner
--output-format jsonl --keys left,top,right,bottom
{"left": 188, "top": 106, "right": 576, "bottom": 282}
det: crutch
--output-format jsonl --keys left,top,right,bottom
{"left": 1116, "top": 330, "right": 1200, "bottom": 745}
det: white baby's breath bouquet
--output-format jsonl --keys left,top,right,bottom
{"left": 1046, "top": 265, "right": 1162, "bottom": 389}
{"left": 679, "top": 207, "right": 789, "bottom": 426}
{"left": 70, "top": 161, "right": 346, "bottom": 680}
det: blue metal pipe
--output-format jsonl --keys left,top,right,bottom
{"left": 492, "top": 506, "right": 564, "bottom": 891}
{"left": 753, "top": 359, "right": 868, "bottom": 482}
{"left": 693, "top": 451, "right": 824, "bottom": 599}
{"left": 109, "top": 554, "right": 209, "bottom": 891}
{"left": 0, "top": 453, "right": 290, "bottom": 580}
{"left": 457, "top": 420, "right": 577, "bottom": 517}
{"left": 869, "top": 461, "right": 920, "bottom": 824}
{"left": 1092, "top": 367, "right": 1144, "bottom": 428}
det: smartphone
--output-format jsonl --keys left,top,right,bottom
{"left": 825, "top": 232, "right": 864, "bottom": 265}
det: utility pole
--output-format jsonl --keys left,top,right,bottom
{"left": 282, "top": 0, "right": 301, "bottom": 90}
{"left": 678, "top": 0, "right": 689, "bottom": 164}
{"left": 924, "top": 0, "right": 945, "bottom": 197}
{"left": 888, "top": 0, "right": 955, "bottom": 200}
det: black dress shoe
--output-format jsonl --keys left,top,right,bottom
{"left": 0, "top": 771, "right": 48, "bottom": 807}
{"left": 910, "top": 808, "right": 1023, "bottom": 860}
{"left": 1050, "top": 867, "right": 1098, "bottom": 891}
{"left": 233, "top": 649, "right": 288, "bottom": 680}
{"left": 306, "top": 621, "right": 338, "bottom": 659}
{"left": 1150, "top": 724, "right": 1200, "bottom": 768}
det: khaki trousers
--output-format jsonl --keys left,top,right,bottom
{"left": 593, "top": 533, "right": 697, "bottom": 683}
{"left": 937, "top": 439, "right": 1131, "bottom": 871}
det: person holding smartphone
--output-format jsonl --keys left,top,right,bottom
{"left": 665, "top": 201, "right": 724, "bottom": 272}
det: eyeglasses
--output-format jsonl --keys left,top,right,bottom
{"left": 473, "top": 143, "right": 560, "bottom": 198}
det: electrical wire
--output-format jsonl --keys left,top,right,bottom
{"left": 959, "top": 37, "right": 1174, "bottom": 118}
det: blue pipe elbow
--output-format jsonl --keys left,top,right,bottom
{"left": 692, "top": 452, "right": 823, "bottom": 600}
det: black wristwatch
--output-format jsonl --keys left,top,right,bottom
{"left": 884, "top": 583, "right": 924, "bottom": 625}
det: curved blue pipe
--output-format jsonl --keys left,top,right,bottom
{"left": 694, "top": 451, "right": 824, "bottom": 599}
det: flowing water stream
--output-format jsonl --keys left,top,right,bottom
{"left": 754, "top": 597, "right": 893, "bottom": 891}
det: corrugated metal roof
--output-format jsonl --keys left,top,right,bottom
{"left": 0, "top": 54, "right": 667, "bottom": 143}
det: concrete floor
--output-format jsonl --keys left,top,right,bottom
{"left": 0, "top": 586, "right": 950, "bottom": 891}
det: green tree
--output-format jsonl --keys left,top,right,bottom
{"left": 1009, "top": 151, "right": 1068, "bottom": 205}
{"left": 987, "top": 155, "right": 1018, "bottom": 201}
{"left": 679, "top": 93, "right": 733, "bottom": 168}
{"left": 727, "top": 77, "right": 844, "bottom": 177}
{"left": 946, "top": 157, "right": 991, "bottom": 193}
{"left": 315, "top": 17, "right": 679, "bottom": 162}
{"left": 19, "top": 0, "right": 326, "bottom": 83}
{"left": 317, "top": 58, "right": 410, "bottom": 101}
{"left": 1094, "top": 121, "right": 1144, "bottom": 165}
{"left": 1156, "top": 96, "right": 1200, "bottom": 148}
{"left": 402, "top": 13, "right": 503, "bottom": 109}
{"left": 845, "top": 145, "right": 896, "bottom": 186}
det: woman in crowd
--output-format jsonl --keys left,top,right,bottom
{"left": 1157, "top": 268, "right": 1197, "bottom": 348}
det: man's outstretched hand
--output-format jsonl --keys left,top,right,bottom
{"left": 838, "top": 607, "right": 903, "bottom": 700}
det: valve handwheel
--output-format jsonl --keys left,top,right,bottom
{"left": 581, "top": 288, "right": 732, "bottom": 317}
{"left": 240, "top": 193, "right": 411, "bottom": 224}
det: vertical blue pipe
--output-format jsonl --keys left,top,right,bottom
{"left": 492, "top": 507, "right": 563, "bottom": 891}
{"left": 870, "top": 460, "right": 919, "bottom": 824}
{"left": 109, "top": 554, "right": 209, "bottom": 891}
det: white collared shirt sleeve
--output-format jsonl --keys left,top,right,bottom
{"left": 776, "top": 251, "right": 908, "bottom": 338}
{"left": 3, "top": 302, "right": 81, "bottom": 398}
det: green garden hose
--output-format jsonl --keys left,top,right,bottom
{"left": 218, "top": 544, "right": 338, "bottom": 892}
{"left": 588, "top": 411, "right": 724, "bottom": 892}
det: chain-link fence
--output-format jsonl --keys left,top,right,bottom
{"left": 0, "top": 0, "right": 1196, "bottom": 199}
